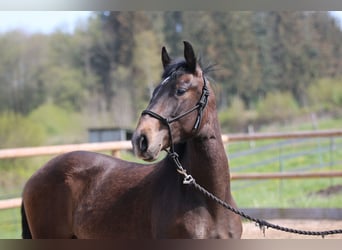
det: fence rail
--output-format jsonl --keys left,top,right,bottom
{"left": 0, "top": 129, "right": 341, "bottom": 210}
{"left": 221, "top": 129, "right": 342, "bottom": 143}
{"left": 0, "top": 141, "right": 132, "bottom": 159}
{"left": 231, "top": 171, "right": 342, "bottom": 180}
{"left": 1, "top": 129, "right": 341, "bottom": 159}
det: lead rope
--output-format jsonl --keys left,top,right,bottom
{"left": 168, "top": 150, "right": 342, "bottom": 238}
{"left": 142, "top": 73, "right": 342, "bottom": 238}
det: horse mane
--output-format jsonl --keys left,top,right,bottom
{"left": 162, "top": 56, "right": 217, "bottom": 79}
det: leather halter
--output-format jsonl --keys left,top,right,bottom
{"left": 141, "top": 74, "right": 209, "bottom": 153}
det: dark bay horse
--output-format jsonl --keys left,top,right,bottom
{"left": 21, "top": 41, "right": 242, "bottom": 239}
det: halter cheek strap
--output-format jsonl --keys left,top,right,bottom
{"left": 193, "top": 80, "right": 210, "bottom": 130}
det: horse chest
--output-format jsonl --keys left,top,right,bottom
{"left": 151, "top": 197, "right": 220, "bottom": 239}
{"left": 171, "top": 207, "right": 228, "bottom": 239}
{"left": 180, "top": 210, "right": 214, "bottom": 238}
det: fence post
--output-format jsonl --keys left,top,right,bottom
{"left": 311, "top": 114, "right": 324, "bottom": 166}
{"left": 278, "top": 143, "right": 284, "bottom": 198}
{"left": 329, "top": 137, "right": 335, "bottom": 186}
{"left": 111, "top": 150, "right": 121, "bottom": 158}
{"left": 248, "top": 125, "right": 255, "bottom": 149}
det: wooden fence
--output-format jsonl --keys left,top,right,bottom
{"left": 0, "top": 129, "right": 341, "bottom": 210}
{"left": 1, "top": 129, "right": 341, "bottom": 160}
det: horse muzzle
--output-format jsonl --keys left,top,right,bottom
{"left": 132, "top": 129, "right": 166, "bottom": 162}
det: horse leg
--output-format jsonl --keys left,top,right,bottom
{"left": 21, "top": 202, "right": 32, "bottom": 239}
{"left": 23, "top": 183, "right": 75, "bottom": 239}
{"left": 226, "top": 197, "right": 243, "bottom": 238}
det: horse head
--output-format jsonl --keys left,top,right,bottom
{"left": 132, "top": 41, "right": 212, "bottom": 161}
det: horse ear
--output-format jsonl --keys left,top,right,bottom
{"left": 183, "top": 41, "right": 197, "bottom": 73}
{"left": 161, "top": 46, "right": 171, "bottom": 69}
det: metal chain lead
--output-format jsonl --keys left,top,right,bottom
{"left": 166, "top": 151, "right": 195, "bottom": 185}
{"left": 168, "top": 152, "right": 342, "bottom": 238}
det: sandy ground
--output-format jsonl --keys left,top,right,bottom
{"left": 242, "top": 219, "right": 342, "bottom": 239}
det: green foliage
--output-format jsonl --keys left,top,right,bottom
{"left": 0, "top": 32, "right": 48, "bottom": 114}
{"left": 219, "top": 92, "right": 301, "bottom": 132}
{"left": 307, "top": 78, "right": 342, "bottom": 114}
{"left": 42, "top": 66, "right": 87, "bottom": 111}
{"left": 0, "top": 112, "right": 47, "bottom": 198}
{"left": 256, "top": 92, "right": 299, "bottom": 124}
{"left": 0, "top": 11, "right": 341, "bottom": 129}
{"left": 132, "top": 30, "right": 162, "bottom": 114}
{"left": 0, "top": 112, "right": 46, "bottom": 149}
{"left": 28, "top": 103, "right": 85, "bottom": 144}
{"left": 219, "top": 97, "right": 257, "bottom": 132}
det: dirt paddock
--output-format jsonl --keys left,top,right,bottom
{"left": 242, "top": 219, "right": 342, "bottom": 239}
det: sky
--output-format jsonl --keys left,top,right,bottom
{"left": 0, "top": 11, "right": 93, "bottom": 34}
{"left": 330, "top": 11, "right": 342, "bottom": 28}
{"left": 0, "top": 11, "right": 341, "bottom": 34}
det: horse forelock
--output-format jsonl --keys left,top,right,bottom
{"left": 161, "top": 56, "right": 214, "bottom": 78}
{"left": 161, "top": 59, "right": 189, "bottom": 79}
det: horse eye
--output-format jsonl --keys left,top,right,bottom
{"left": 176, "top": 88, "right": 187, "bottom": 96}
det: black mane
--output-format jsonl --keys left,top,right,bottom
{"left": 162, "top": 56, "right": 216, "bottom": 80}
{"left": 162, "top": 58, "right": 189, "bottom": 79}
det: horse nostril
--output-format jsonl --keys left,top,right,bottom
{"left": 139, "top": 134, "right": 148, "bottom": 153}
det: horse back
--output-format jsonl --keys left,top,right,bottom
{"left": 22, "top": 150, "right": 157, "bottom": 238}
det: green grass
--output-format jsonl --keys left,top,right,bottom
{"left": 258, "top": 114, "right": 342, "bottom": 132}
{"left": 0, "top": 208, "right": 20, "bottom": 239}
{"left": 229, "top": 136, "right": 342, "bottom": 209}
{"left": 232, "top": 177, "right": 342, "bottom": 208}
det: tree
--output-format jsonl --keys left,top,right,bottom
{"left": 132, "top": 30, "right": 162, "bottom": 112}
{"left": 0, "top": 31, "right": 49, "bottom": 114}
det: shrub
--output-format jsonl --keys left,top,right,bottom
{"left": 0, "top": 112, "right": 47, "bottom": 191}
{"left": 0, "top": 111, "right": 46, "bottom": 149}
{"left": 307, "top": 78, "right": 342, "bottom": 114}
{"left": 219, "top": 97, "right": 257, "bottom": 132}
{"left": 28, "top": 103, "right": 85, "bottom": 144}
{"left": 256, "top": 91, "right": 299, "bottom": 124}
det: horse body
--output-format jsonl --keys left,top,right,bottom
{"left": 21, "top": 41, "right": 242, "bottom": 239}
{"left": 23, "top": 141, "right": 241, "bottom": 238}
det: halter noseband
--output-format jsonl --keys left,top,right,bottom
{"left": 141, "top": 74, "right": 209, "bottom": 153}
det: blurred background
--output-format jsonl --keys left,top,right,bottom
{"left": 0, "top": 11, "right": 341, "bottom": 238}
{"left": 0, "top": 11, "right": 341, "bottom": 143}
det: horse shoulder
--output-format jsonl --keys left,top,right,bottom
{"left": 63, "top": 151, "right": 158, "bottom": 238}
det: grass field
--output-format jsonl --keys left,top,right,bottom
{"left": 0, "top": 117, "right": 341, "bottom": 239}
{"left": 228, "top": 134, "right": 342, "bottom": 208}
{"left": 0, "top": 208, "right": 20, "bottom": 239}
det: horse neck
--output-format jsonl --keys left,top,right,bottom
{"left": 177, "top": 107, "right": 231, "bottom": 198}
